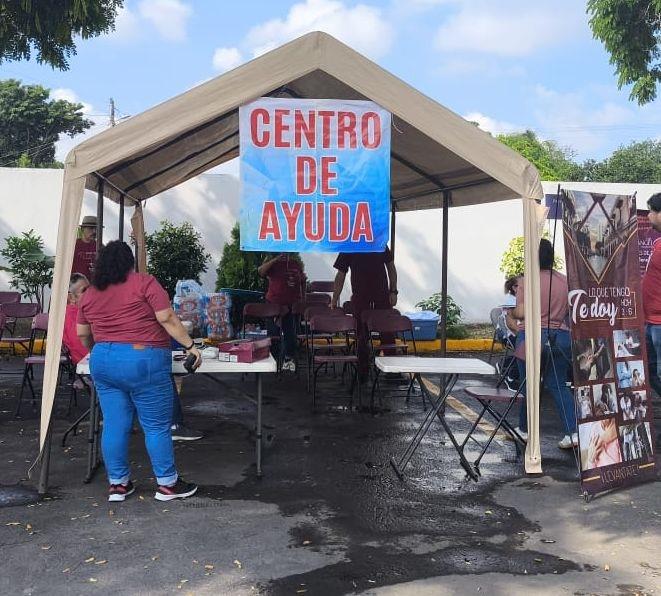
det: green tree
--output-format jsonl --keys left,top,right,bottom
{"left": 215, "top": 224, "right": 277, "bottom": 292}
{"left": 0, "top": 79, "right": 92, "bottom": 167}
{"left": 0, "top": 0, "right": 123, "bottom": 70}
{"left": 145, "top": 221, "right": 211, "bottom": 298}
{"left": 0, "top": 230, "right": 54, "bottom": 308}
{"left": 497, "top": 130, "right": 583, "bottom": 181}
{"left": 500, "top": 233, "right": 564, "bottom": 279}
{"left": 580, "top": 139, "right": 661, "bottom": 183}
{"left": 587, "top": 0, "right": 661, "bottom": 105}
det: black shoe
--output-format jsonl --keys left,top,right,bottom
{"left": 108, "top": 480, "right": 135, "bottom": 502}
{"left": 154, "top": 478, "right": 198, "bottom": 501}
{"left": 171, "top": 424, "right": 203, "bottom": 441}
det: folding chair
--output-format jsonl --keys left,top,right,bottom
{"left": 0, "top": 303, "right": 39, "bottom": 354}
{"left": 302, "top": 305, "right": 346, "bottom": 388}
{"left": 309, "top": 313, "right": 360, "bottom": 410}
{"left": 308, "top": 281, "right": 335, "bottom": 294}
{"left": 305, "top": 292, "right": 331, "bottom": 305}
{"left": 367, "top": 313, "right": 419, "bottom": 410}
{"left": 0, "top": 291, "right": 21, "bottom": 307}
{"left": 242, "top": 302, "right": 288, "bottom": 370}
{"left": 460, "top": 373, "right": 527, "bottom": 476}
{"left": 15, "top": 313, "right": 72, "bottom": 416}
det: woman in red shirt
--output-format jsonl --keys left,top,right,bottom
{"left": 77, "top": 241, "right": 201, "bottom": 502}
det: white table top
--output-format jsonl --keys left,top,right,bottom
{"left": 77, "top": 352, "right": 277, "bottom": 375}
{"left": 375, "top": 356, "right": 494, "bottom": 375}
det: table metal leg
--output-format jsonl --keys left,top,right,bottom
{"left": 84, "top": 385, "right": 101, "bottom": 484}
{"left": 256, "top": 373, "right": 262, "bottom": 477}
{"left": 390, "top": 373, "right": 478, "bottom": 481}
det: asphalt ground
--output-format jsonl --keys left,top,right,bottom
{"left": 0, "top": 353, "right": 659, "bottom": 595}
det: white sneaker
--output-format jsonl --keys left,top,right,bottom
{"left": 514, "top": 427, "right": 528, "bottom": 441}
{"left": 282, "top": 358, "right": 296, "bottom": 372}
{"left": 558, "top": 433, "right": 578, "bottom": 449}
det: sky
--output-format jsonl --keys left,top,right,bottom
{"left": 1, "top": 0, "right": 660, "bottom": 168}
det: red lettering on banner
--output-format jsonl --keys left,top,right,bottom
{"left": 329, "top": 202, "right": 350, "bottom": 241}
{"left": 337, "top": 111, "right": 357, "bottom": 149}
{"left": 274, "top": 109, "right": 290, "bottom": 148}
{"left": 304, "top": 203, "right": 325, "bottom": 241}
{"left": 351, "top": 202, "right": 373, "bottom": 242}
{"left": 258, "top": 201, "right": 282, "bottom": 240}
{"left": 250, "top": 108, "right": 270, "bottom": 147}
{"left": 321, "top": 157, "right": 337, "bottom": 195}
{"left": 318, "top": 110, "right": 334, "bottom": 149}
{"left": 296, "top": 156, "right": 316, "bottom": 195}
{"left": 294, "top": 111, "right": 316, "bottom": 149}
{"left": 361, "top": 112, "right": 381, "bottom": 149}
{"left": 281, "top": 202, "right": 302, "bottom": 241}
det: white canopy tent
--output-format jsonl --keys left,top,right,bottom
{"left": 38, "top": 32, "right": 546, "bottom": 490}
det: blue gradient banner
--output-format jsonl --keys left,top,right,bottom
{"left": 239, "top": 98, "right": 391, "bottom": 252}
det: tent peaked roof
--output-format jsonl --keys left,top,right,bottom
{"left": 66, "top": 31, "right": 542, "bottom": 210}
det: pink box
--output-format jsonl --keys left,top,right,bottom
{"left": 217, "top": 338, "right": 271, "bottom": 363}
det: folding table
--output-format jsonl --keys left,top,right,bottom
{"left": 376, "top": 356, "right": 495, "bottom": 482}
{"left": 73, "top": 352, "right": 277, "bottom": 482}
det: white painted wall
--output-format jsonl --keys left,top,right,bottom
{"left": 1, "top": 168, "right": 658, "bottom": 322}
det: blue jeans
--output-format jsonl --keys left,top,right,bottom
{"left": 646, "top": 324, "right": 661, "bottom": 398}
{"left": 90, "top": 343, "right": 177, "bottom": 486}
{"left": 516, "top": 329, "right": 577, "bottom": 434}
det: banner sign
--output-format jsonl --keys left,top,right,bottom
{"left": 637, "top": 209, "right": 661, "bottom": 278}
{"left": 562, "top": 191, "right": 656, "bottom": 496}
{"left": 239, "top": 98, "right": 391, "bottom": 253}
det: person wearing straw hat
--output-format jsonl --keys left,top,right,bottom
{"left": 72, "top": 215, "right": 100, "bottom": 279}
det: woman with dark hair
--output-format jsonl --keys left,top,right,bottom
{"left": 512, "top": 238, "right": 577, "bottom": 449}
{"left": 77, "top": 241, "right": 202, "bottom": 502}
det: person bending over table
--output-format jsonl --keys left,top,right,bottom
{"left": 258, "top": 253, "right": 306, "bottom": 372}
{"left": 64, "top": 273, "right": 91, "bottom": 367}
{"left": 331, "top": 247, "right": 398, "bottom": 382}
{"left": 512, "top": 238, "right": 577, "bottom": 450}
{"left": 77, "top": 240, "right": 202, "bottom": 503}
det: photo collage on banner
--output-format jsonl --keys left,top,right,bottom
{"left": 562, "top": 191, "right": 656, "bottom": 495}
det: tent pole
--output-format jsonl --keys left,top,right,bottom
{"left": 390, "top": 203, "right": 396, "bottom": 257}
{"left": 440, "top": 191, "right": 450, "bottom": 356}
{"left": 37, "top": 424, "right": 52, "bottom": 495}
{"left": 96, "top": 179, "right": 104, "bottom": 251}
{"left": 119, "top": 195, "right": 125, "bottom": 241}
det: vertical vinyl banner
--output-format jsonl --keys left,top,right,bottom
{"left": 239, "top": 98, "right": 391, "bottom": 252}
{"left": 637, "top": 210, "right": 661, "bottom": 278}
{"left": 562, "top": 191, "right": 656, "bottom": 496}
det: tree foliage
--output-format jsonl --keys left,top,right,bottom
{"left": 587, "top": 0, "right": 661, "bottom": 105}
{"left": 500, "top": 234, "right": 564, "bottom": 279}
{"left": 215, "top": 223, "right": 280, "bottom": 292}
{"left": 497, "top": 131, "right": 583, "bottom": 181}
{"left": 0, "top": 0, "right": 123, "bottom": 70}
{"left": 0, "top": 79, "right": 92, "bottom": 167}
{"left": 145, "top": 221, "right": 210, "bottom": 298}
{"left": 0, "top": 230, "right": 54, "bottom": 308}
{"left": 581, "top": 139, "right": 661, "bottom": 183}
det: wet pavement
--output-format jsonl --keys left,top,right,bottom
{"left": 0, "top": 355, "right": 659, "bottom": 595}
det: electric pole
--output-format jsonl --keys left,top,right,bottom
{"left": 109, "top": 98, "right": 116, "bottom": 127}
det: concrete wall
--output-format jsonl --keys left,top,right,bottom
{"left": 1, "top": 168, "right": 659, "bottom": 322}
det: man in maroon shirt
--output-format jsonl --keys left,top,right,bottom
{"left": 331, "top": 247, "right": 398, "bottom": 381}
{"left": 643, "top": 193, "right": 661, "bottom": 448}
{"left": 72, "top": 215, "right": 99, "bottom": 279}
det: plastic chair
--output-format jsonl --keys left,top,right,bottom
{"left": 309, "top": 281, "right": 335, "bottom": 293}
{"left": 242, "top": 302, "right": 287, "bottom": 369}
{"left": 305, "top": 292, "right": 331, "bottom": 305}
{"left": 15, "top": 313, "right": 71, "bottom": 416}
{"left": 309, "top": 314, "right": 360, "bottom": 410}
{"left": 367, "top": 314, "right": 418, "bottom": 410}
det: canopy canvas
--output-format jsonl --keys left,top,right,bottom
{"left": 40, "top": 31, "right": 546, "bottom": 487}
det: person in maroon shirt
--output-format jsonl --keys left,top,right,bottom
{"left": 77, "top": 241, "right": 201, "bottom": 503}
{"left": 72, "top": 215, "right": 99, "bottom": 280}
{"left": 643, "top": 193, "right": 661, "bottom": 448}
{"left": 258, "top": 253, "right": 306, "bottom": 371}
{"left": 331, "top": 247, "right": 398, "bottom": 381}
